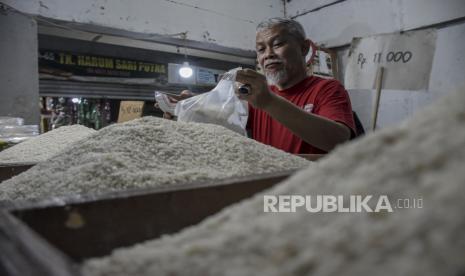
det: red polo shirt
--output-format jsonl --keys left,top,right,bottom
{"left": 247, "top": 76, "right": 355, "bottom": 154}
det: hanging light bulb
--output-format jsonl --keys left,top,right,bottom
{"left": 179, "top": 61, "right": 193, "bottom": 78}
{"left": 178, "top": 44, "right": 194, "bottom": 79}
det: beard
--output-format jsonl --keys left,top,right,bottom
{"left": 265, "top": 69, "right": 288, "bottom": 86}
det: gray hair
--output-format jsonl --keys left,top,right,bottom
{"left": 256, "top": 18, "right": 306, "bottom": 42}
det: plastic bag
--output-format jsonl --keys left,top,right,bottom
{"left": 0, "top": 117, "right": 24, "bottom": 126}
{"left": 154, "top": 91, "right": 177, "bottom": 114}
{"left": 174, "top": 68, "right": 248, "bottom": 135}
{"left": 0, "top": 125, "right": 39, "bottom": 144}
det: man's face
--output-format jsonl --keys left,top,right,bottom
{"left": 256, "top": 25, "right": 307, "bottom": 87}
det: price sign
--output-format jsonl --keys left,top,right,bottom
{"left": 345, "top": 29, "right": 437, "bottom": 90}
{"left": 117, "top": 101, "right": 145, "bottom": 123}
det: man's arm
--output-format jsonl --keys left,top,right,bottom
{"left": 262, "top": 93, "right": 350, "bottom": 151}
{"left": 236, "top": 69, "right": 350, "bottom": 152}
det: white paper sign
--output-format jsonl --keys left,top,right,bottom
{"left": 344, "top": 29, "right": 437, "bottom": 90}
{"left": 196, "top": 67, "right": 224, "bottom": 85}
{"left": 318, "top": 51, "right": 330, "bottom": 75}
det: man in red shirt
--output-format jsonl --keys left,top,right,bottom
{"left": 236, "top": 18, "right": 355, "bottom": 154}
{"left": 161, "top": 18, "right": 355, "bottom": 154}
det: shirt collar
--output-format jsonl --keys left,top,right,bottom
{"left": 270, "top": 76, "right": 315, "bottom": 96}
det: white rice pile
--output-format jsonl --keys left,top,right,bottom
{"left": 82, "top": 89, "right": 465, "bottom": 276}
{"left": 0, "top": 125, "right": 95, "bottom": 164}
{"left": 0, "top": 117, "right": 309, "bottom": 202}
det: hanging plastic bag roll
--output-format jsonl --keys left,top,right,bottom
{"left": 174, "top": 68, "right": 248, "bottom": 136}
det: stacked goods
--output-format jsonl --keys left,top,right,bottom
{"left": 0, "top": 125, "right": 96, "bottom": 164}
{"left": 0, "top": 117, "right": 39, "bottom": 150}
{"left": 0, "top": 117, "right": 310, "bottom": 201}
{"left": 83, "top": 89, "right": 465, "bottom": 276}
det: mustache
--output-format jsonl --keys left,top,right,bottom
{"left": 264, "top": 59, "right": 283, "bottom": 67}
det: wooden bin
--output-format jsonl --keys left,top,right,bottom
{"left": 0, "top": 163, "right": 36, "bottom": 183}
{"left": 0, "top": 170, "right": 295, "bottom": 276}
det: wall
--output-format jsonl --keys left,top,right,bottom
{"left": 0, "top": 9, "right": 40, "bottom": 124}
{"left": 288, "top": 0, "right": 465, "bottom": 130}
{"left": 1, "top": 0, "right": 283, "bottom": 51}
{"left": 288, "top": 0, "right": 465, "bottom": 47}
